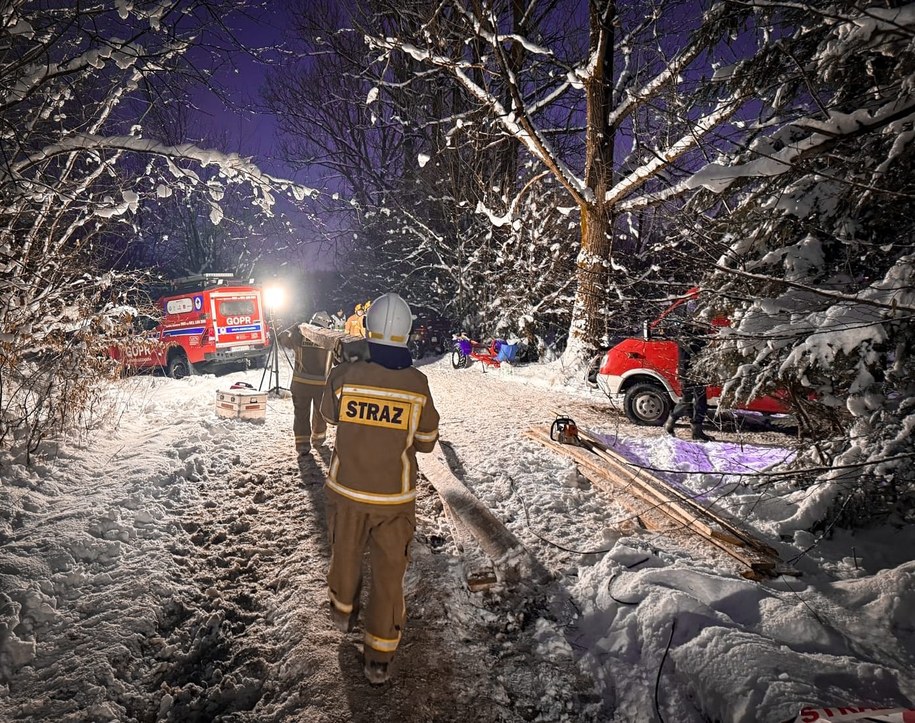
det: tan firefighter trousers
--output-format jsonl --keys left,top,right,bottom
{"left": 326, "top": 495, "right": 415, "bottom": 664}
{"left": 292, "top": 381, "right": 326, "bottom": 451}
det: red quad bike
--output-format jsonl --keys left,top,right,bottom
{"left": 451, "top": 337, "right": 520, "bottom": 372}
{"left": 590, "top": 289, "right": 790, "bottom": 426}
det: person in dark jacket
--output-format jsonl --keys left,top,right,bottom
{"left": 664, "top": 321, "right": 714, "bottom": 442}
{"left": 320, "top": 292, "right": 440, "bottom": 685}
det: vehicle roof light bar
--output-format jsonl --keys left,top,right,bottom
{"left": 168, "top": 272, "right": 238, "bottom": 290}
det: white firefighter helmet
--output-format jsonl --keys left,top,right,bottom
{"left": 365, "top": 293, "right": 412, "bottom": 347}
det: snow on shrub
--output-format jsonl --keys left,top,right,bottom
{"left": 683, "top": 2, "right": 915, "bottom": 526}
{"left": 0, "top": 2, "right": 313, "bottom": 462}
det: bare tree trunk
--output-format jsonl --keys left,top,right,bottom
{"left": 567, "top": 0, "right": 616, "bottom": 362}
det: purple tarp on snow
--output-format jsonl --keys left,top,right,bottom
{"left": 588, "top": 429, "right": 795, "bottom": 504}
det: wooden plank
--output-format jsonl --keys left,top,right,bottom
{"left": 525, "top": 428, "right": 782, "bottom": 578}
{"left": 419, "top": 448, "right": 551, "bottom": 586}
{"left": 465, "top": 568, "right": 500, "bottom": 592}
{"left": 544, "top": 427, "right": 782, "bottom": 576}
{"left": 578, "top": 428, "right": 780, "bottom": 558}
{"left": 575, "top": 468, "right": 672, "bottom": 533}
{"left": 525, "top": 429, "right": 721, "bottom": 540}
{"left": 581, "top": 441, "right": 739, "bottom": 542}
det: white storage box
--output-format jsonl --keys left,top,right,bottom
{"left": 216, "top": 387, "right": 267, "bottom": 421}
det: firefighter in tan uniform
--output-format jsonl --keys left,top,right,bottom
{"left": 344, "top": 304, "right": 366, "bottom": 337}
{"left": 320, "top": 293, "right": 439, "bottom": 685}
{"left": 279, "top": 314, "right": 334, "bottom": 457}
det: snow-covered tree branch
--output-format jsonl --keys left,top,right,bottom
{"left": 358, "top": 0, "right": 765, "bottom": 361}
{"left": 678, "top": 0, "right": 915, "bottom": 524}
{"left": 0, "top": 1, "right": 313, "bottom": 458}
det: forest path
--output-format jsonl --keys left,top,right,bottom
{"left": 150, "top": 369, "right": 606, "bottom": 722}
{"left": 1, "top": 359, "right": 787, "bottom": 722}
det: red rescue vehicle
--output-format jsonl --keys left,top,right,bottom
{"left": 112, "top": 273, "right": 271, "bottom": 379}
{"left": 592, "top": 290, "right": 790, "bottom": 425}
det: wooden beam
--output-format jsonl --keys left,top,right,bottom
{"left": 524, "top": 428, "right": 788, "bottom": 579}
{"left": 575, "top": 467, "right": 671, "bottom": 533}
{"left": 577, "top": 428, "right": 779, "bottom": 557}
{"left": 419, "top": 447, "right": 551, "bottom": 586}
{"left": 525, "top": 429, "right": 720, "bottom": 537}
{"left": 420, "top": 449, "right": 524, "bottom": 561}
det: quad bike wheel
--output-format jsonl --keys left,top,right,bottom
{"left": 451, "top": 349, "right": 469, "bottom": 369}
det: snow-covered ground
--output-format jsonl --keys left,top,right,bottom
{"left": 1, "top": 355, "right": 913, "bottom": 722}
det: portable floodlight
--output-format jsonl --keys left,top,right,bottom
{"left": 260, "top": 282, "right": 289, "bottom": 396}
{"left": 264, "top": 283, "right": 287, "bottom": 312}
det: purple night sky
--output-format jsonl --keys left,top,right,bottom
{"left": 187, "top": 4, "right": 297, "bottom": 182}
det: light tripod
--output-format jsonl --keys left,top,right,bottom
{"left": 259, "top": 313, "right": 285, "bottom": 395}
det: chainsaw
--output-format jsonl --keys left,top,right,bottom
{"left": 550, "top": 416, "right": 581, "bottom": 446}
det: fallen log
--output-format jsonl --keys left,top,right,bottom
{"left": 443, "top": 508, "right": 501, "bottom": 592}
{"left": 419, "top": 447, "right": 550, "bottom": 587}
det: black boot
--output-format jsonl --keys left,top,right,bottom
{"left": 664, "top": 416, "right": 676, "bottom": 435}
{"left": 364, "top": 659, "right": 390, "bottom": 685}
{"left": 691, "top": 423, "right": 714, "bottom": 442}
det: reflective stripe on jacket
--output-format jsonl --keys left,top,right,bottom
{"left": 280, "top": 325, "right": 333, "bottom": 386}
{"left": 292, "top": 344, "right": 332, "bottom": 385}
{"left": 321, "top": 360, "right": 439, "bottom": 506}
